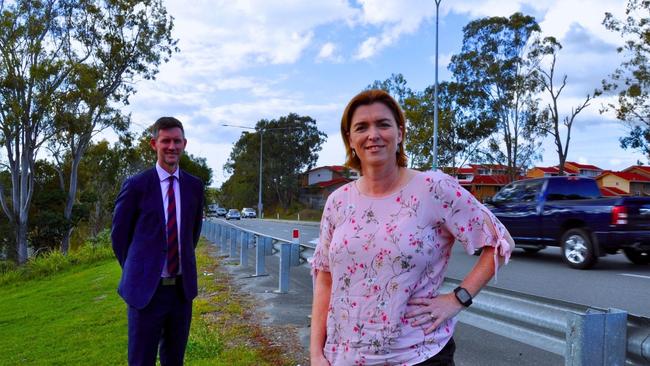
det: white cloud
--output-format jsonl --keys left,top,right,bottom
{"left": 317, "top": 42, "right": 344, "bottom": 63}
{"left": 447, "top": 0, "right": 551, "bottom": 18}
{"left": 354, "top": 0, "right": 437, "bottom": 59}
{"left": 144, "top": 0, "right": 361, "bottom": 89}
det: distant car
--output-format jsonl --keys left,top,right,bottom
{"left": 241, "top": 207, "right": 257, "bottom": 218}
{"left": 216, "top": 207, "right": 227, "bottom": 217}
{"left": 207, "top": 204, "right": 219, "bottom": 217}
{"left": 225, "top": 209, "right": 241, "bottom": 220}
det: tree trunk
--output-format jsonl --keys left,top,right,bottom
{"left": 61, "top": 146, "right": 84, "bottom": 255}
{"left": 16, "top": 220, "right": 28, "bottom": 264}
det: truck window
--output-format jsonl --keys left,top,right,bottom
{"left": 493, "top": 180, "right": 543, "bottom": 203}
{"left": 546, "top": 178, "right": 601, "bottom": 201}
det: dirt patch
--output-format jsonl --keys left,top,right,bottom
{"left": 197, "top": 244, "right": 310, "bottom": 366}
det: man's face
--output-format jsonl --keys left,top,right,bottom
{"left": 150, "top": 127, "right": 187, "bottom": 173}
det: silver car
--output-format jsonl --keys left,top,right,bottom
{"left": 225, "top": 209, "right": 241, "bottom": 220}
{"left": 241, "top": 207, "right": 257, "bottom": 218}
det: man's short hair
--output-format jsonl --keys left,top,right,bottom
{"left": 152, "top": 117, "right": 185, "bottom": 139}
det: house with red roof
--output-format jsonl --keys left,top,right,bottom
{"left": 596, "top": 170, "right": 650, "bottom": 196}
{"left": 526, "top": 165, "right": 580, "bottom": 178}
{"left": 303, "top": 165, "right": 358, "bottom": 186}
{"left": 623, "top": 165, "right": 650, "bottom": 179}
{"left": 564, "top": 161, "right": 603, "bottom": 178}
{"left": 300, "top": 165, "right": 359, "bottom": 208}
{"left": 446, "top": 164, "right": 524, "bottom": 202}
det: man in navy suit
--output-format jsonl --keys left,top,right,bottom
{"left": 112, "top": 117, "right": 204, "bottom": 366}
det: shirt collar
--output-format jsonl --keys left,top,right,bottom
{"left": 156, "top": 162, "right": 180, "bottom": 182}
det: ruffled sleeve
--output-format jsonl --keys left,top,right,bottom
{"left": 311, "top": 193, "right": 336, "bottom": 275}
{"left": 429, "top": 171, "right": 514, "bottom": 274}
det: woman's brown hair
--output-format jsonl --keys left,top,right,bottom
{"left": 340, "top": 89, "right": 407, "bottom": 173}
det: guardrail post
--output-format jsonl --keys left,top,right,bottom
{"left": 230, "top": 228, "right": 238, "bottom": 259}
{"left": 254, "top": 235, "right": 269, "bottom": 276}
{"left": 221, "top": 225, "right": 229, "bottom": 255}
{"left": 239, "top": 231, "right": 249, "bottom": 267}
{"left": 566, "top": 308, "right": 627, "bottom": 366}
{"left": 208, "top": 221, "right": 215, "bottom": 243}
{"left": 291, "top": 229, "right": 300, "bottom": 266}
{"left": 264, "top": 236, "right": 274, "bottom": 255}
{"left": 276, "top": 241, "right": 291, "bottom": 293}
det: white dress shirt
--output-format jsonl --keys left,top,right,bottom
{"left": 156, "top": 163, "right": 182, "bottom": 277}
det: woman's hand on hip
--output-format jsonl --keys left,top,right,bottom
{"left": 405, "top": 293, "right": 464, "bottom": 335}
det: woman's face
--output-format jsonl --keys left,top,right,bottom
{"left": 348, "top": 102, "right": 403, "bottom": 169}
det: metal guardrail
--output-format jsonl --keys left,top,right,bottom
{"left": 441, "top": 279, "right": 650, "bottom": 365}
{"left": 201, "top": 220, "right": 650, "bottom": 366}
{"left": 201, "top": 219, "right": 313, "bottom": 293}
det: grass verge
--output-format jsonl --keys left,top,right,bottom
{"left": 0, "top": 238, "right": 301, "bottom": 365}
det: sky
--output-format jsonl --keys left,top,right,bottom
{"left": 119, "top": 0, "right": 638, "bottom": 186}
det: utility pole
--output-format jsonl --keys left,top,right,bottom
{"left": 222, "top": 124, "right": 305, "bottom": 219}
{"left": 433, "top": 0, "right": 442, "bottom": 170}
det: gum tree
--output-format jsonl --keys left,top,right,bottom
{"left": 0, "top": 0, "right": 177, "bottom": 263}
{"left": 601, "top": 0, "right": 650, "bottom": 159}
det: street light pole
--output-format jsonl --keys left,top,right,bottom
{"left": 222, "top": 124, "right": 305, "bottom": 220}
{"left": 258, "top": 130, "right": 263, "bottom": 218}
{"left": 433, "top": 0, "right": 442, "bottom": 170}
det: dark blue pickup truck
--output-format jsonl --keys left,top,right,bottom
{"left": 484, "top": 176, "right": 650, "bottom": 269}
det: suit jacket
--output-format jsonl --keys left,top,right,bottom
{"left": 111, "top": 167, "right": 204, "bottom": 309}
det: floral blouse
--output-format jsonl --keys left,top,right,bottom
{"left": 311, "top": 170, "right": 513, "bottom": 366}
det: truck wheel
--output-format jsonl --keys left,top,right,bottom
{"left": 623, "top": 248, "right": 650, "bottom": 265}
{"left": 561, "top": 228, "right": 597, "bottom": 269}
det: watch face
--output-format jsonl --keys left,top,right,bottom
{"left": 454, "top": 287, "right": 472, "bottom": 306}
{"left": 457, "top": 289, "right": 471, "bottom": 303}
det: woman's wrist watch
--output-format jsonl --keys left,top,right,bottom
{"left": 453, "top": 286, "right": 473, "bottom": 307}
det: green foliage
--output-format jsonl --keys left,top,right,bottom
{"left": 205, "top": 187, "right": 222, "bottom": 206}
{"left": 0, "top": 229, "right": 113, "bottom": 286}
{"left": 221, "top": 113, "right": 326, "bottom": 211}
{"left": 0, "top": 260, "right": 17, "bottom": 274}
{"left": 602, "top": 0, "right": 650, "bottom": 160}
{"left": 28, "top": 160, "right": 72, "bottom": 252}
{"left": 0, "top": 0, "right": 178, "bottom": 261}
{"left": 181, "top": 153, "right": 214, "bottom": 188}
{"left": 449, "top": 12, "right": 546, "bottom": 180}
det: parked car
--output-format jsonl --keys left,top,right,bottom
{"left": 225, "top": 209, "right": 241, "bottom": 220}
{"left": 241, "top": 207, "right": 257, "bottom": 218}
{"left": 484, "top": 176, "right": 650, "bottom": 269}
{"left": 216, "top": 207, "right": 227, "bottom": 217}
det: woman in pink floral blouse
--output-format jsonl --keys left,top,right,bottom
{"left": 309, "top": 89, "right": 514, "bottom": 366}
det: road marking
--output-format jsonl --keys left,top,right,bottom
{"left": 620, "top": 273, "right": 650, "bottom": 280}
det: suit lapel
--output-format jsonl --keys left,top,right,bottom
{"left": 150, "top": 168, "right": 166, "bottom": 234}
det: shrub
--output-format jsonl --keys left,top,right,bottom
{"left": 0, "top": 260, "right": 16, "bottom": 275}
{"left": 0, "top": 229, "right": 114, "bottom": 286}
